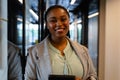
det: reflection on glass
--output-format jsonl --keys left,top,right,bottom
{"left": 88, "top": 15, "right": 99, "bottom": 72}
{"left": 26, "top": 24, "right": 38, "bottom": 47}
{"left": 70, "top": 22, "right": 82, "bottom": 43}
{"left": 17, "top": 20, "right": 23, "bottom": 49}
{"left": 17, "top": 23, "right": 38, "bottom": 48}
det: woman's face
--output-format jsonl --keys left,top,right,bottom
{"left": 46, "top": 8, "right": 69, "bottom": 39}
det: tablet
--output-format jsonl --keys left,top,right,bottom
{"left": 49, "top": 75, "right": 75, "bottom": 80}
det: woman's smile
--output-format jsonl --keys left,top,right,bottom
{"left": 55, "top": 27, "right": 65, "bottom": 32}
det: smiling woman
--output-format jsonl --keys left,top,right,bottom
{"left": 24, "top": 5, "right": 97, "bottom": 80}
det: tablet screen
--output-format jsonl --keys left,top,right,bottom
{"left": 49, "top": 75, "right": 75, "bottom": 80}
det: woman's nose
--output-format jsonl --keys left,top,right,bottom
{"left": 56, "top": 20, "right": 62, "bottom": 26}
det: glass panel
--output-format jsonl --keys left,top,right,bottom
{"left": 17, "top": 20, "right": 23, "bottom": 49}
{"left": 88, "top": 14, "right": 99, "bottom": 72}
{"left": 24, "top": 0, "right": 39, "bottom": 54}
{"left": 16, "top": 0, "right": 39, "bottom": 53}
{"left": 70, "top": 22, "right": 82, "bottom": 43}
{"left": 26, "top": 24, "right": 38, "bottom": 47}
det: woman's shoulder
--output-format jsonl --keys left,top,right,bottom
{"left": 67, "top": 38, "right": 88, "bottom": 53}
{"left": 67, "top": 37, "right": 86, "bottom": 48}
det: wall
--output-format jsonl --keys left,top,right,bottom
{"left": 99, "top": 0, "right": 120, "bottom": 80}
{"left": 0, "top": 0, "right": 7, "bottom": 79}
{"left": 105, "top": 0, "right": 120, "bottom": 80}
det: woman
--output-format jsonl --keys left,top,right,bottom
{"left": 25, "top": 5, "right": 97, "bottom": 80}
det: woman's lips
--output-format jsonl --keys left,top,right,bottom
{"left": 55, "top": 28, "right": 65, "bottom": 32}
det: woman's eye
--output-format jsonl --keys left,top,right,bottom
{"left": 61, "top": 18, "right": 67, "bottom": 22}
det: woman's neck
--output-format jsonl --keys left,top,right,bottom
{"left": 49, "top": 36, "right": 67, "bottom": 55}
{"left": 50, "top": 35, "right": 67, "bottom": 44}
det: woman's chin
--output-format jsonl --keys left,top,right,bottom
{"left": 56, "top": 34, "right": 66, "bottom": 38}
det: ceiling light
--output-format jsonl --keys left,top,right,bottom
{"left": 70, "top": 0, "right": 76, "bottom": 5}
{"left": 18, "top": 0, "right": 23, "bottom": 4}
{"left": 88, "top": 12, "right": 99, "bottom": 18}
{"left": 29, "top": 9, "right": 38, "bottom": 21}
{"left": 17, "top": 18, "right": 22, "bottom": 22}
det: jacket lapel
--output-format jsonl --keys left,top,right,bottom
{"left": 69, "top": 40, "right": 88, "bottom": 80}
{"left": 36, "top": 37, "right": 52, "bottom": 80}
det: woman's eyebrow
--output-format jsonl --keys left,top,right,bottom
{"left": 48, "top": 17, "right": 56, "bottom": 20}
{"left": 47, "top": 14, "right": 67, "bottom": 19}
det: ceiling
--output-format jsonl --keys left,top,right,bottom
{"left": 17, "top": 0, "right": 99, "bottom": 23}
{"left": 29, "top": 0, "right": 98, "bottom": 12}
{"left": 30, "top": 0, "right": 98, "bottom": 23}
